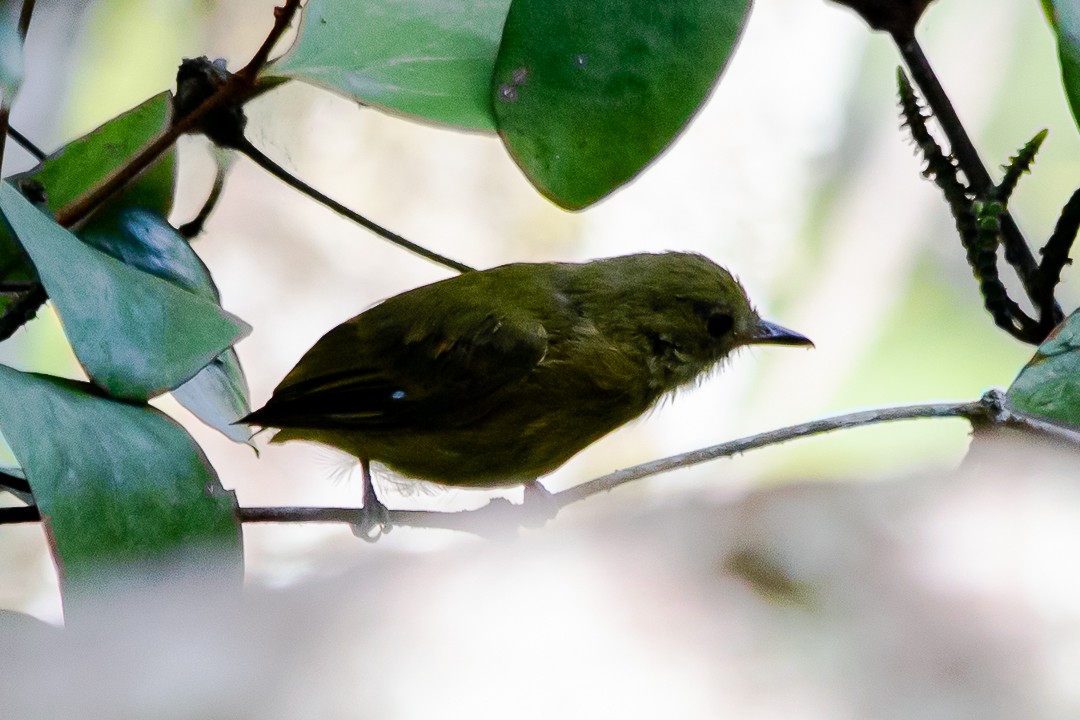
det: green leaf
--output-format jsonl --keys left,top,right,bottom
{"left": 0, "top": 183, "right": 250, "bottom": 400}
{"left": 266, "top": 0, "right": 513, "bottom": 131}
{"left": 8, "top": 91, "right": 176, "bottom": 224}
{"left": 1043, "top": 1, "right": 1080, "bottom": 132}
{"left": 1007, "top": 310, "right": 1080, "bottom": 425}
{"left": 492, "top": 0, "right": 751, "bottom": 209}
{"left": 81, "top": 209, "right": 253, "bottom": 442}
{"left": 172, "top": 348, "right": 253, "bottom": 445}
{"left": 0, "top": 3, "right": 23, "bottom": 97}
{"left": 0, "top": 364, "right": 243, "bottom": 591}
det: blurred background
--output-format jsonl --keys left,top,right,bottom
{"left": 0, "top": 0, "right": 1077, "bottom": 649}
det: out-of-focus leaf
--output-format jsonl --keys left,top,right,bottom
{"left": 267, "top": 0, "right": 512, "bottom": 131}
{"left": 172, "top": 348, "right": 253, "bottom": 445}
{"left": 1007, "top": 310, "right": 1080, "bottom": 425}
{"left": 8, "top": 92, "right": 176, "bottom": 225}
{"left": 492, "top": 0, "right": 751, "bottom": 209}
{"left": 0, "top": 4, "right": 28, "bottom": 321}
{"left": 0, "top": 3, "right": 23, "bottom": 97}
{"left": 0, "top": 365, "right": 243, "bottom": 595}
{"left": 0, "top": 183, "right": 249, "bottom": 401}
{"left": 1043, "top": 1, "right": 1080, "bottom": 132}
{"left": 82, "top": 209, "right": 252, "bottom": 443}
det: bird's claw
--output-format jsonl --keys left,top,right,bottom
{"left": 351, "top": 498, "right": 391, "bottom": 542}
{"left": 521, "top": 481, "right": 558, "bottom": 529}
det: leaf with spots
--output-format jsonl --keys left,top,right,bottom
{"left": 492, "top": 0, "right": 751, "bottom": 209}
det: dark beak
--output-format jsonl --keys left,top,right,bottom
{"left": 748, "top": 320, "right": 814, "bottom": 347}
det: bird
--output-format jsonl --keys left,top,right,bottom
{"left": 243, "top": 252, "right": 812, "bottom": 534}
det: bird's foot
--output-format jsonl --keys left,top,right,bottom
{"left": 352, "top": 458, "right": 392, "bottom": 542}
{"left": 350, "top": 496, "right": 391, "bottom": 542}
{"left": 521, "top": 480, "right": 558, "bottom": 529}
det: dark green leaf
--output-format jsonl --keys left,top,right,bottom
{"left": 1007, "top": 310, "right": 1080, "bottom": 425}
{"left": 492, "top": 0, "right": 751, "bottom": 209}
{"left": 1043, "top": 1, "right": 1080, "bottom": 133}
{"left": 8, "top": 91, "right": 175, "bottom": 224}
{"left": 80, "top": 209, "right": 253, "bottom": 442}
{"left": 0, "top": 364, "right": 243, "bottom": 591}
{"left": 0, "top": 222, "right": 34, "bottom": 320}
{"left": 0, "top": 183, "right": 250, "bottom": 400}
{"left": 266, "top": 0, "right": 512, "bottom": 130}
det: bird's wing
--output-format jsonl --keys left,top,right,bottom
{"left": 247, "top": 309, "right": 550, "bottom": 432}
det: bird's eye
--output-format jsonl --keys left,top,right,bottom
{"left": 706, "top": 312, "right": 735, "bottom": 338}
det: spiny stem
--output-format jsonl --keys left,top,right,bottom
{"left": 894, "top": 35, "right": 1058, "bottom": 329}
{"left": 1038, "top": 187, "right": 1080, "bottom": 318}
{"left": 996, "top": 130, "right": 1048, "bottom": 203}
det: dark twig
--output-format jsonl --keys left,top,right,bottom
{"left": 996, "top": 130, "right": 1047, "bottom": 203}
{"left": 7, "top": 126, "right": 44, "bottom": 161}
{"left": 0, "top": 505, "right": 38, "bottom": 524}
{"left": 17, "top": 0, "right": 34, "bottom": 38}
{"left": 897, "top": 70, "right": 1035, "bottom": 340}
{"left": 894, "top": 36, "right": 1053, "bottom": 327}
{"left": 0, "top": 280, "right": 37, "bottom": 292}
{"left": 234, "top": 137, "right": 474, "bottom": 274}
{"left": 0, "top": 469, "right": 29, "bottom": 494}
{"left": 0, "top": 283, "right": 45, "bottom": 342}
{"left": 178, "top": 149, "right": 231, "bottom": 239}
{"left": 53, "top": 0, "right": 302, "bottom": 229}
{"left": 0, "top": 0, "right": 35, "bottom": 175}
{"left": 1038, "top": 187, "right": 1080, "bottom": 318}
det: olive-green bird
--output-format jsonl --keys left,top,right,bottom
{"left": 244, "top": 252, "right": 811, "bottom": 530}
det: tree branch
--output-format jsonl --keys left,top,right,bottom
{"left": 7, "top": 391, "right": 1068, "bottom": 535}
{"left": 52, "top": 0, "right": 302, "bottom": 229}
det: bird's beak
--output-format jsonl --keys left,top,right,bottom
{"left": 747, "top": 320, "right": 814, "bottom": 348}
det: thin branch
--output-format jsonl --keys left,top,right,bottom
{"left": 894, "top": 36, "right": 1059, "bottom": 332}
{"left": 7, "top": 125, "right": 44, "bottom": 161}
{"left": 178, "top": 149, "right": 232, "bottom": 239}
{"left": 4, "top": 392, "right": 1079, "bottom": 534}
{"left": 0, "top": 280, "right": 37, "bottom": 292}
{"left": 234, "top": 137, "right": 474, "bottom": 274}
{"left": 0, "top": 283, "right": 45, "bottom": 341}
{"left": 4, "top": 392, "right": 1076, "bottom": 534}
{"left": 0, "top": 0, "right": 35, "bottom": 175}
{"left": 17, "top": 0, "right": 34, "bottom": 38}
{"left": 0, "top": 505, "right": 37, "bottom": 524}
{"left": 53, "top": 0, "right": 302, "bottom": 229}
{"left": 0, "top": 469, "right": 29, "bottom": 494}
{"left": 1038, "top": 187, "right": 1080, "bottom": 317}
{"left": 236, "top": 0, "right": 300, "bottom": 82}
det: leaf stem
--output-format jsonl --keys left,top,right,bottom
{"left": 234, "top": 137, "right": 473, "bottom": 274}
{"left": 7, "top": 126, "right": 44, "bottom": 161}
